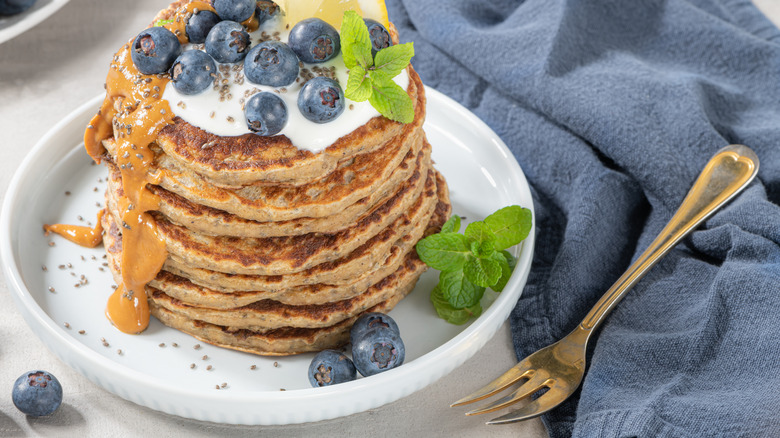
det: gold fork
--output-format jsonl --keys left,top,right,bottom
{"left": 451, "top": 144, "right": 760, "bottom": 425}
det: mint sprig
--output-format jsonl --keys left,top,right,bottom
{"left": 416, "top": 205, "right": 532, "bottom": 324}
{"left": 341, "top": 11, "right": 415, "bottom": 123}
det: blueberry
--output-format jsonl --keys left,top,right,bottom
{"left": 288, "top": 18, "right": 340, "bottom": 64}
{"left": 298, "top": 77, "right": 345, "bottom": 123}
{"left": 170, "top": 50, "right": 217, "bottom": 95}
{"left": 255, "top": 0, "right": 279, "bottom": 25}
{"left": 349, "top": 312, "right": 400, "bottom": 347}
{"left": 365, "top": 19, "right": 393, "bottom": 57}
{"left": 245, "top": 92, "right": 287, "bottom": 136}
{"left": 0, "top": 0, "right": 36, "bottom": 15}
{"left": 131, "top": 27, "right": 182, "bottom": 75}
{"left": 205, "top": 21, "right": 251, "bottom": 63}
{"left": 351, "top": 326, "right": 405, "bottom": 376}
{"left": 212, "top": 0, "right": 255, "bottom": 23}
{"left": 308, "top": 350, "right": 357, "bottom": 387}
{"left": 12, "top": 370, "right": 63, "bottom": 417}
{"left": 244, "top": 41, "right": 299, "bottom": 87}
{"left": 185, "top": 10, "right": 220, "bottom": 44}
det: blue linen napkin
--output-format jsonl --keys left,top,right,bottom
{"left": 387, "top": 0, "right": 780, "bottom": 436}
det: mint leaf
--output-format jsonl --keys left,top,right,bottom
{"left": 416, "top": 233, "right": 471, "bottom": 272}
{"left": 346, "top": 65, "right": 372, "bottom": 102}
{"left": 418, "top": 205, "right": 532, "bottom": 325}
{"left": 490, "top": 251, "right": 515, "bottom": 292}
{"left": 373, "top": 43, "right": 414, "bottom": 78}
{"left": 484, "top": 205, "right": 532, "bottom": 250}
{"left": 464, "top": 221, "right": 494, "bottom": 243}
{"left": 440, "top": 215, "right": 461, "bottom": 234}
{"left": 440, "top": 270, "right": 485, "bottom": 309}
{"left": 503, "top": 249, "right": 517, "bottom": 271}
{"left": 340, "top": 11, "right": 372, "bottom": 69}
{"left": 368, "top": 78, "right": 414, "bottom": 123}
{"left": 464, "top": 221, "right": 497, "bottom": 258}
{"left": 154, "top": 19, "right": 173, "bottom": 27}
{"left": 469, "top": 239, "right": 496, "bottom": 258}
{"left": 463, "top": 256, "right": 502, "bottom": 288}
{"left": 431, "top": 285, "right": 482, "bottom": 325}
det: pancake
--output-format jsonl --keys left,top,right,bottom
{"left": 154, "top": 67, "right": 423, "bottom": 187}
{"left": 159, "top": 171, "right": 450, "bottom": 290}
{"left": 108, "top": 139, "right": 430, "bottom": 238}
{"left": 148, "top": 253, "right": 427, "bottom": 331}
{"left": 102, "top": 175, "right": 447, "bottom": 306}
{"left": 105, "top": 152, "right": 436, "bottom": 276}
{"left": 149, "top": 284, "right": 412, "bottom": 356}
{"left": 151, "top": 246, "right": 417, "bottom": 307}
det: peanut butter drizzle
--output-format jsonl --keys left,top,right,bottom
{"left": 84, "top": 1, "right": 216, "bottom": 334}
{"left": 44, "top": 210, "right": 106, "bottom": 248}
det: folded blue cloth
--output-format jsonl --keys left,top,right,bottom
{"left": 388, "top": 0, "right": 780, "bottom": 436}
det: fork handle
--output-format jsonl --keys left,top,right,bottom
{"left": 580, "top": 145, "right": 759, "bottom": 331}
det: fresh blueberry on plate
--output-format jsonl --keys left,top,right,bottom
{"left": 244, "top": 41, "right": 299, "bottom": 87}
{"left": 288, "top": 18, "right": 340, "bottom": 63}
{"left": 0, "top": 0, "right": 36, "bottom": 15}
{"left": 298, "top": 76, "right": 345, "bottom": 123}
{"left": 12, "top": 370, "right": 63, "bottom": 417}
{"left": 349, "top": 312, "right": 400, "bottom": 347}
{"left": 170, "top": 50, "right": 217, "bottom": 95}
{"left": 205, "top": 21, "right": 251, "bottom": 63}
{"left": 185, "top": 10, "right": 220, "bottom": 44}
{"left": 131, "top": 27, "right": 182, "bottom": 75}
{"left": 364, "top": 19, "right": 393, "bottom": 57}
{"left": 212, "top": 0, "right": 255, "bottom": 23}
{"left": 308, "top": 350, "right": 357, "bottom": 387}
{"left": 351, "top": 326, "right": 405, "bottom": 377}
{"left": 245, "top": 92, "right": 287, "bottom": 136}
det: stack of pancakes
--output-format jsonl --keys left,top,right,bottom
{"left": 99, "top": 68, "right": 450, "bottom": 355}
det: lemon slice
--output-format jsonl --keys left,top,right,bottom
{"left": 276, "top": 0, "right": 389, "bottom": 30}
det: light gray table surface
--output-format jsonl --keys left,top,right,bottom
{"left": 0, "top": 1, "right": 777, "bottom": 437}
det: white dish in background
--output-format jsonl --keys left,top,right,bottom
{"left": 0, "top": 88, "right": 535, "bottom": 425}
{"left": 0, "top": 0, "right": 70, "bottom": 45}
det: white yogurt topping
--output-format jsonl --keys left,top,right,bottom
{"left": 162, "top": 16, "right": 409, "bottom": 153}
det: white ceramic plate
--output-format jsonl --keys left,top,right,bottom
{"left": 0, "top": 0, "right": 70, "bottom": 45}
{"left": 1, "top": 88, "right": 535, "bottom": 425}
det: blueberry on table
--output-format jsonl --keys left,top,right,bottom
{"left": 12, "top": 370, "right": 63, "bottom": 417}
{"left": 308, "top": 350, "right": 357, "bottom": 387}
{"left": 244, "top": 41, "right": 299, "bottom": 87}
{"left": 364, "top": 19, "right": 393, "bottom": 57}
{"left": 212, "top": 0, "right": 255, "bottom": 23}
{"left": 205, "top": 21, "right": 251, "bottom": 63}
{"left": 349, "top": 312, "right": 400, "bottom": 347}
{"left": 351, "top": 326, "right": 405, "bottom": 377}
{"left": 0, "top": 0, "right": 36, "bottom": 15}
{"left": 245, "top": 92, "right": 287, "bottom": 136}
{"left": 131, "top": 27, "right": 182, "bottom": 75}
{"left": 297, "top": 77, "right": 345, "bottom": 124}
{"left": 255, "top": 0, "right": 279, "bottom": 25}
{"left": 170, "top": 50, "right": 217, "bottom": 95}
{"left": 186, "top": 10, "right": 220, "bottom": 44}
{"left": 288, "top": 18, "right": 341, "bottom": 63}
